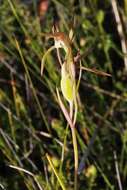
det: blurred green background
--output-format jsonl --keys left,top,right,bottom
{"left": 0, "top": 0, "right": 127, "bottom": 189}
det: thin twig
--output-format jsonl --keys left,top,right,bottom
{"left": 0, "top": 128, "right": 23, "bottom": 166}
{"left": 82, "top": 80, "right": 127, "bottom": 101}
{"left": 111, "top": 0, "right": 127, "bottom": 71}
{"left": 46, "top": 154, "right": 66, "bottom": 190}
{"left": 0, "top": 183, "right": 6, "bottom": 190}
{"left": 9, "top": 165, "right": 44, "bottom": 190}
{"left": 113, "top": 151, "right": 123, "bottom": 190}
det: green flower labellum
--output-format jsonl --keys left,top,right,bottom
{"left": 61, "top": 63, "right": 75, "bottom": 102}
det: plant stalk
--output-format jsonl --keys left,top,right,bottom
{"left": 71, "top": 126, "right": 78, "bottom": 190}
{"left": 69, "top": 100, "right": 78, "bottom": 190}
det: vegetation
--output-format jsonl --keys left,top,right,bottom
{"left": 0, "top": 0, "right": 127, "bottom": 189}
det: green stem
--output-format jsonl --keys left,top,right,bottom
{"left": 56, "top": 125, "right": 69, "bottom": 190}
{"left": 71, "top": 127, "right": 78, "bottom": 190}
{"left": 69, "top": 96, "right": 78, "bottom": 190}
